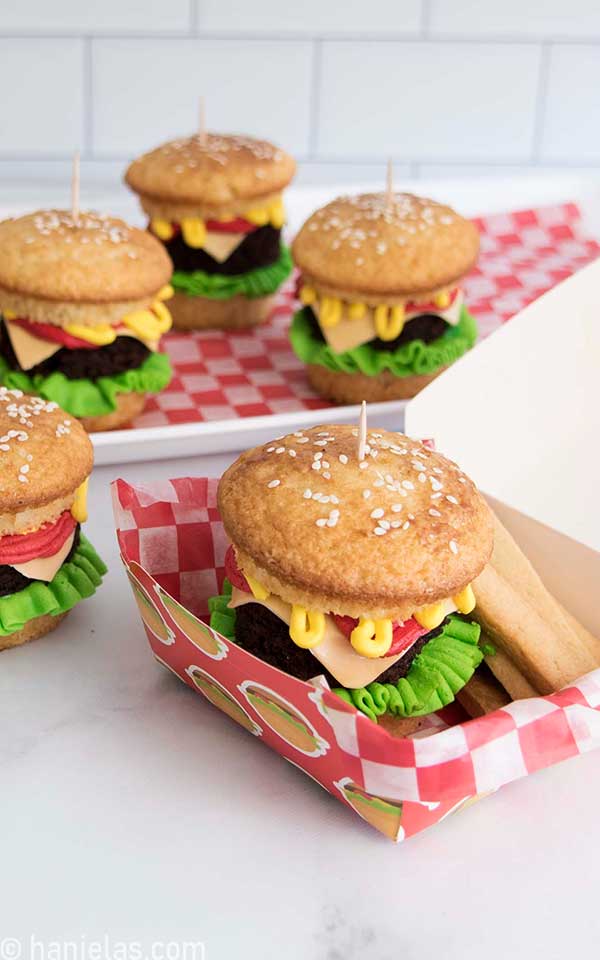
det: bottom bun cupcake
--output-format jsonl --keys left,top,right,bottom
{"left": 169, "top": 291, "right": 274, "bottom": 331}
{"left": 306, "top": 363, "right": 447, "bottom": 404}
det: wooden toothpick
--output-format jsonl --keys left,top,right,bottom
{"left": 357, "top": 400, "right": 367, "bottom": 462}
{"left": 198, "top": 96, "right": 207, "bottom": 146}
{"left": 386, "top": 157, "right": 394, "bottom": 211}
{"left": 71, "top": 151, "right": 80, "bottom": 223}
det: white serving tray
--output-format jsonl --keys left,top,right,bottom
{"left": 3, "top": 173, "right": 599, "bottom": 465}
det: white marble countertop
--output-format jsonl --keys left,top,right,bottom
{"left": 2, "top": 447, "right": 600, "bottom": 958}
{"left": 2, "top": 174, "right": 600, "bottom": 957}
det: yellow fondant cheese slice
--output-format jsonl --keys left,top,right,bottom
{"left": 11, "top": 531, "right": 75, "bottom": 582}
{"left": 202, "top": 231, "right": 246, "bottom": 263}
{"left": 5, "top": 320, "right": 62, "bottom": 370}
{"left": 228, "top": 587, "right": 407, "bottom": 688}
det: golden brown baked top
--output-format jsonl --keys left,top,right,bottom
{"left": 125, "top": 132, "right": 296, "bottom": 211}
{"left": 0, "top": 210, "right": 172, "bottom": 303}
{"left": 292, "top": 192, "right": 480, "bottom": 296}
{"left": 0, "top": 388, "right": 93, "bottom": 512}
{"left": 219, "top": 424, "right": 494, "bottom": 620}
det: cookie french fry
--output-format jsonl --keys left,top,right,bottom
{"left": 474, "top": 563, "right": 599, "bottom": 695}
{"left": 457, "top": 671, "right": 511, "bottom": 719}
{"left": 484, "top": 642, "right": 539, "bottom": 701}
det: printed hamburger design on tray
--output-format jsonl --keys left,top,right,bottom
{"left": 157, "top": 586, "right": 227, "bottom": 659}
{"left": 125, "top": 132, "right": 295, "bottom": 332}
{"left": 0, "top": 387, "right": 105, "bottom": 651}
{"left": 126, "top": 569, "right": 175, "bottom": 646}
{"left": 290, "top": 192, "right": 480, "bottom": 403}
{"left": 0, "top": 210, "right": 174, "bottom": 432}
{"left": 335, "top": 777, "right": 404, "bottom": 841}
{"left": 238, "top": 680, "right": 329, "bottom": 757}
{"left": 209, "top": 421, "right": 493, "bottom": 726}
{"left": 186, "top": 666, "right": 261, "bottom": 736}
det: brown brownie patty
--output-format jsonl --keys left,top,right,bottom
{"left": 233, "top": 601, "right": 442, "bottom": 688}
{"left": 0, "top": 322, "right": 150, "bottom": 380}
{"left": 166, "top": 224, "right": 281, "bottom": 276}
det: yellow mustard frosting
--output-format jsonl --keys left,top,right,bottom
{"left": 246, "top": 575, "right": 270, "bottom": 602}
{"left": 289, "top": 605, "right": 325, "bottom": 649}
{"left": 350, "top": 618, "right": 393, "bottom": 658}
{"left": 71, "top": 478, "right": 89, "bottom": 524}
{"left": 150, "top": 198, "right": 286, "bottom": 248}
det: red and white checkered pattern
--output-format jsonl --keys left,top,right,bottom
{"left": 112, "top": 476, "right": 600, "bottom": 840}
{"left": 133, "top": 202, "right": 600, "bottom": 429}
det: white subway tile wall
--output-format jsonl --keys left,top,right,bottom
{"left": 0, "top": 0, "right": 598, "bottom": 183}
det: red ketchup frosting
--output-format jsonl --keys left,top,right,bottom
{"left": 11, "top": 317, "right": 103, "bottom": 351}
{"left": 224, "top": 545, "right": 251, "bottom": 592}
{"left": 0, "top": 511, "right": 77, "bottom": 564}
{"left": 226, "top": 544, "right": 429, "bottom": 659}
{"left": 205, "top": 218, "right": 256, "bottom": 234}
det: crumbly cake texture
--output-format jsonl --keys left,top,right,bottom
{"left": 0, "top": 611, "right": 67, "bottom": 651}
{"left": 292, "top": 193, "right": 480, "bottom": 296}
{"left": 0, "top": 387, "right": 93, "bottom": 512}
{"left": 169, "top": 291, "right": 275, "bottom": 330}
{"left": 218, "top": 425, "right": 494, "bottom": 620}
{"left": 0, "top": 210, "right": 172, "bottom": 304}
{"left": 306, "top": 364, "right": 446, "bottom": 402}
{"left": 125, "top": 133, "right": 296, "bottom": 214}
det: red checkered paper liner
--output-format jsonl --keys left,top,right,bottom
{"left": 133, "top": 202, "right": 600, "bottom": 429}
{"left": 112, "top": 476, "right": 600, "bottom": 842}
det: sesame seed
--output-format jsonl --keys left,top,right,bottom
{"left": 446, "top": 495, "right": 458, "bottom": 504}
{"left": 449, "top": 540, "right": 459, "bottom": 554}
{"left": 288, "top": 449, "right": 297, "bottom": 457}
{"left": 391, "top": 520, "right": 401, "bottom": 528}
{"left": 370, "top": 508, "right": 384, "bottom": 519}
{"left": 359, "top": 462, "right": 369, "bottom": 470}
{"left": 323, "top": 471, "right": 331, "bottom": 479}
{"left": 275, "top": 447, "right": 285, "bottom": 454}
{"left": 429, "top": 508, "right": 441, "bottom": 517}
{"left": 378, "top": 520, "right": 390, "bottom": 530}
{"left": 391, "top": 503, "right": 403, "bottom": 512}
{"left": 401, "top": 480, "right": 414, "bottom": 490}
{"left": 303, "top": 489, "right": 312, "bottom": 499}
{"left": 314, "top": 440, "right": 328, "bottom": 446}
{"left": 339, "top": 454, "right": 348, "bottom": 464}
{"left": 402, "top": 521, "right": 410, "bottom": 531}
{"left": 418, "top": 473, "right": 427, "bottom": 483}
{"left": 373, "top": 479, "right": 384, "bottom": 487}
{"left": 374, "top": 527, "right": 386, "bottom": 536}
{"left": 267, "top": 479, "right": 280, "bottom": 488}
{"left": 316, "top": 518, "right": 328, "bottom": 527}
{"left": 363, "top": 490, "right": 371, "bottom": 499}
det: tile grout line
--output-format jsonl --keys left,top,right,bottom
{"left": 308, "top": 39, "right": 322, "bottom": 159}
{"left": 531, "top": 42, "right": 551, "bottom": 161}
{"left": 82, "top": 36, "right": 93, "bottom": 159}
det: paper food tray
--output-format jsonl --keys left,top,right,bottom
{"left": 112, "top": 474, "right": 600, "bottom": 842}
{"left": 94, "top": 202, "right": 599, "bottom": 465}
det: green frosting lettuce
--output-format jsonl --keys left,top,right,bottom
{"left": 209, "top": 580, "right": 482, "bottom": 722}
{"left": 333, "top": 617, "right": 482, "bottom": 721}
{"left": 0, "top": 534, "right": 106, "bottom": 636}
{"left": 289, "top": 305, "right": 477, "bottom": 378}
{"left": 0, "top": 351, "right": 172, "bottom": 419}
{"left": 171, "top": 244, "right": 293, "bottom": 300}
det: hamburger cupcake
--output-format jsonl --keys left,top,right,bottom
{"left": 0, "top": 210, "right": 174, "bottom": 432}
{"left": 0, "top": 387, "right": 106, "bottom": 651}
{"left": 125, "top": 132, "right": 295, "bottom": 331}
{"left": 210, "top": 423, "right": 494, "bottom": 724}
{"left": 290, "top": 193, "right": 479, "bottom": 403}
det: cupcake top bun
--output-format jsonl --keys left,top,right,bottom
{"left": 125, "top": 133, "right": 296, "bottom": 218}
{"left": 0, "top": 388, "right": 93, "bottom": 514}
{"left": 0, "top": 210, "right": 172, "bottom": 304}
{"left": 219, "top": 424, "right": 493, "bottom": 621}
{"left": 292, "top": 193, "right": 479, "bottom": 297}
